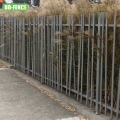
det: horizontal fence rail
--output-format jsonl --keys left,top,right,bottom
{"left": 0, "top": 12, "right": 120, "bottom": 119}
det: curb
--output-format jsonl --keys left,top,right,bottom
{"left": 0, "top": 59, "right": 14, "bottom": 69}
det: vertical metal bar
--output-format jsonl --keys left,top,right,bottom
{"left": 35, "top": 17, "right": 37, "bottom": 77}
{"left": 19, "top": 18, "right": 22, "bottom": 70}
{"left": 2, "top": 17, "right": 5, "bottom": 59}
{"left": 41, "top": 16, "right": 44, "bottom": 83}
{"left": 66, "top": 15, "right": 70, "bottom": 95}
{"left": 77, "top": 14, "right": 82, "bottom": 101}
{"left": 29, "top": 20, "right": 31, "bottom": 74}
{"left": 50, "top": 16, "right": 53, "bottom": 87}
{"left": 33, "top": 17, "right": 36, "bottom": 77}
{"left": 58, "top": 15, "right": 60, "bottom": 91}
{"left": 5, "top": 17, "right": 7, "bottom": 60}
{"left": 71, "top": 15, "right": 77, "bottom": 90}
{"left": 69, "top": 15, "right": 73, "bottom": 96}
{"left": 53, "top": 15, "right": 55, "bottom": 87}
{"left": 39, "top": 17, "right": 42, "bottom": 80}
{"left": 12, "top": 17, "right": 14, "bottom": 64}
{"left": 22, "top": 17, "right": 25, "bottom": 72}
{"left": 11, "top": 17, "right": 14, "bottom": 63}
{"left": 49, "top": 16, "right": 53, "bottom": 86}
{"left": 34, "top": 17, "right": 37, "bottom": 77}
{"left": 46, "top": 16, "right": 50, "bottom": 85}
{"left": 19, "top": 18, "right": 21, "bottom": 69}
{"left": 56, "top": 15, "right": 60, "bottom": 91}
{"left": 68, "top": 41, "right": 72, "bottom": 96}
{"left": 105, "top": 12, "right": 108, "bottom": 115}
{"left": 4, "top": 17, "right": 6, "bottom": 60}
{"left": 10, "top": 17, "right": 12, "bottom": 63}
{"left": 90, "top": 13, "right": 95, "bottom": 107}
{"left": 35, "top": 17, "right": 38, "bottom": 78}
{"left": 100, "top": 12, "right": 104, "bottom": 113}
{"left": 16, "top": 19, "right": 18, "bottom": 68}
{"left": 80, "top": 14, "right": 84, "bottom": 102}
{"left": 86, "top": 13, "right": 91, "bottom": 105}
{"left": 31, "top": 18, "right": 33, "bottom": 76}
{"left": 73, "top": 49, "right": 76, "bottom": 91}
{"left": 56, "top": 15, "right": 58, "bottom": 89}
{"left": 95, "top": 13, "right": 101, "bottom": 114}
{"left": 14, "top": 17, "right": 16, "bottom": 68}
{"left": 73, "top": 45, "right": 76, "bottom": 91}
{"left": 37, "top": 16, "right": 40, "bottom": 80}
{"left": 17, "top": 18, "right": 19, "bottom": 68}
{"left": 36, "top": 17, "right": 39, "bottom": 79}
{"left": 111, "top": 12, "right": 117, "bottom": 117}
{"left": 52, "top": 16, "right": 54, "bottom": 86}
{"left": 10, "top": 17, "right": 12, "bottom": 62}
{"left": 116, "top": 66, "right": 120, "bottom": 119}
{"left": 58, "top": 15, "right": 62, "bottom": 91}
{"left": 27, "top": 18, "right": 30, "bottom": 74}
{"left": 59, "top": 15, "right": 63, "bottom": 92}
{"left": 26, "top": 18, "right": 28, "bottom": 73}
{"left": 8, "top": 17, "right": 11, "bottom": 62}
{"left": 2, "top": 17, "right": 4, "bottom": 59}
{"left": 43, "top": 16, "right": 46, "bottom": 84}
{"left": 47, "top": 16, "right": 50, "bottom": 85}
{"left": 37, "top": 17, "right": 40, "bottom": 79}
{"left": 20, "top": 18, "right": 22, "bottom": 70}
{"left": 53, "top": 15, "right": 56, "bottom": 88}
{"left": 58, "top": 15, "right": 61, "bottom": 91}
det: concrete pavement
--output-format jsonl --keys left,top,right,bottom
{"left": 0, "top": 61, "right": 84, "bottom": 120}
{"left": 0, "top": 60, "right": 111, "bottom": 120}
{"left": 0, "top": 68, "right": 81, "bottom": 120}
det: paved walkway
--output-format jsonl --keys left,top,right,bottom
{"left": 0, "top": 65, "right": 82, "bottom": 120}
{"left": 0, "top": 60, "right": 110, "bottom": 120}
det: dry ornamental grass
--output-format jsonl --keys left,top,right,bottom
{"left": 0, "top": 0, "right": 119, "bottom": 21}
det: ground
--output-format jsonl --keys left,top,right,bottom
{"left": 0, "top": 60, "right": 110, "bottom": 120}
{"left": 0, "top": 62, "right": 84, "bottom": 120}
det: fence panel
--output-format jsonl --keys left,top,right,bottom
{"left": 0, "top": 12, "right": 120, "bottom": 119}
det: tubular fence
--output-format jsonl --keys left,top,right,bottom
{"left": 0, "top": 12, "right": 120, "bottom": 119}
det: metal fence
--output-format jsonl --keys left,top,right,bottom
{"left": 0, "top": 12, "right": 120, "bottom": 119}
